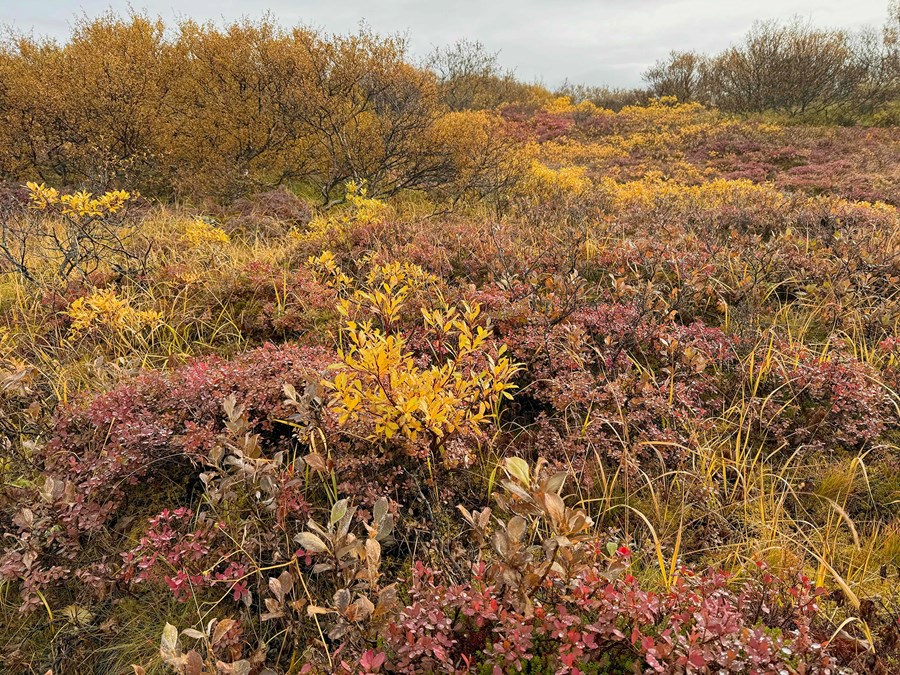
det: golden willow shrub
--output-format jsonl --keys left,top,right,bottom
{"left": 427, "top": 110, "right": 528, "bottom": 206}
{"left": 295, "top": 181, "right": 392, "bottom": 247}
{"left": 598, "top": 176, "right": 789, "bottom": 215}
{"left": 311, "top": 254, "right": 520, "bottom": 466}
{"left": 65, "top": 288, "right": 161, "bottom": 339}
{"left": 0, "top": 14, "right": 525, "bottom": 202}
{"left": 180, "top": 218, "right": 231, "bottom": 247}
{"left": 0, "top": 15, "right": 170, "bottom": 189}
{"left": 531, "top": 97, "right": 761, "bottom": 184}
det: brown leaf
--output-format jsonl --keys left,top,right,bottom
{"left": 268, "top": 577, "right": 284, "bottom": 603}
{"left": 278, "top": 570, "right": 293, "bottom": 598}
{"left": 352, "top": 595, "right": 375, "bottom": 622}
{"left": 507, "top": 515, "right": 527, "bottom": 542}
{"left": 185, "top": 651, "right": 203, "bottom": 675}
{"left": 543, "top": 492, "right": 566, "bottom": 527}
{"left": 304, "top": 452, "right": 327, "bottom": 472}
{"left": 545, "top": 472, "right": 567, "bottom": 495}
{"left": 365, "top": 538, "right": 381, "bottom": 568}
{"left": 261, "top": 597, "right": 284, "bottom": 622}
{"left": 374, "top": 584, "right": 398, "bottom": 618}
{"left": 333, "top": 588, "right": 351, "bottom": 614}
{"left": 477, "top": 507, "right": 492, "bottom": 530}
{"left": 212, "top": 618, "right": 237, "bottom": 646}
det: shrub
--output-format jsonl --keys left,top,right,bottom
{"left": 315, "top": 254, "right": 520, "bottom": 466}
{"left": 0, "top": 343, "right": 333, "bottom": 610}
{"left": 0, "top": 182, "right": 149, "bottom": 282}
{"left": 148, "top": 456, "right": 843, "bottom": 674}
{"left": 506, "top": 300, "right": 735, "bottom": 470}
{"left": 228, "top": 188, "right": 314, "bottom": 237}
{"left": 751, "top": 343, "right": 891, "bottom": 452}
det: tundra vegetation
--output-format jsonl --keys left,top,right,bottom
{"left": 2, "top": 8, "right": 900, "bottom": 675}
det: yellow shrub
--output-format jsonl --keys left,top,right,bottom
{"left": 328, "top": 312, "right": 518, "bottom": 464}
{"left": 542, "top": 96, "right": 600, "bottom": 118}
{"left": 181, "top": 218, "right": 231, "bottom": 247}
{"left": 344, "top": 181, "right": 389, "bottom": 225}
{"left": 363, "top": 260, "right": 437, "bottom": 293}
{"left": 308, "top": 250, "right": 353, "bottom": 290}
{"left": 599, "top": 176, "right": 789, "bottom": 213}
{"left": 294, "top": 181, "right": 391, "bottom": 244}
{"left": 518, "top": 160, "right": 590, "bottom": 200}
{"left": 319, "top": 256, "right": 519, "bottom": 465}
{"left": 428, "top": 110, "right": 528, "bottom": 203}
{"left": 27, "top": 182, "right": 130, "bottom": 219}
{"left": 65, "top": 289, "right": 161, "bottom": 338}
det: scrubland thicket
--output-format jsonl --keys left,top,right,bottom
{"left": 642, "top": 2, "right": 900, "bottom": 124}
{"left": 3, "top": 9, "right": 900, "bottom": 675}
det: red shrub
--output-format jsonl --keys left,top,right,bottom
{"left": 331, "top": 559, "right": 836, "bottom": 674}
{"left": 227, "top": 188, "right": 313, "bottom": 237}
{"left": 506, "top": 301, "right": 735, "bottom": 469}
{"left": 0, "top": 344, "right": 333, "bottom": 609}
{"left": 754, "top": 345, "right": 890, "bottom": 452}
{"left": 223, "top": 260, "right": 337, "bottom": 340}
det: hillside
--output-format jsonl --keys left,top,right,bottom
{"left": 2, "top": 14, "right": 900, "bottom": 675}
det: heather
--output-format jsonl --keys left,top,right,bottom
{"left": 2, "top": 12, "right": 900, "bottom": 675}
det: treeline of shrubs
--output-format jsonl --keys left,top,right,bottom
{"left": 642, "top": 4, "right": 900, "bottom": 124}
{"left": 0, "top": 14, "right": 535, "bottom": 200}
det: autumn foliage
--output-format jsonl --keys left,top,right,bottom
{"left": 0, "top": 14, "right": 524, "bottom": 202}
{"left": 2, "top": 10, "right": 900, "bottom": 675}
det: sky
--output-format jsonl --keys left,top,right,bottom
{"left": 2, "top": 1, "right": 893, "bottom": 88}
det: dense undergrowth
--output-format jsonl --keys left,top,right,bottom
{"left": 3, "top": 16, "right": 900, "bottom": 675}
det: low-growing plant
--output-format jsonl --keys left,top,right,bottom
{"left": 0, "top": 182, "right": 150, "bottom": 282}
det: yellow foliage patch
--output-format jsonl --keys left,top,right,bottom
{"left": 315, "top": 254, "right": 520, "bottom": 465}
{"left": 26, "top": 182, "right": 131, "bottom": 219}
{"left": 181, "top": 218, "right": 231, "bottom": 247}
{"left": 65, "top": 289, "right": 161, "bottom": 338}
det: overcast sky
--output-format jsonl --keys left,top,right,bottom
{"left": 3, "top": 1, "right": 893, "bottom": 87}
